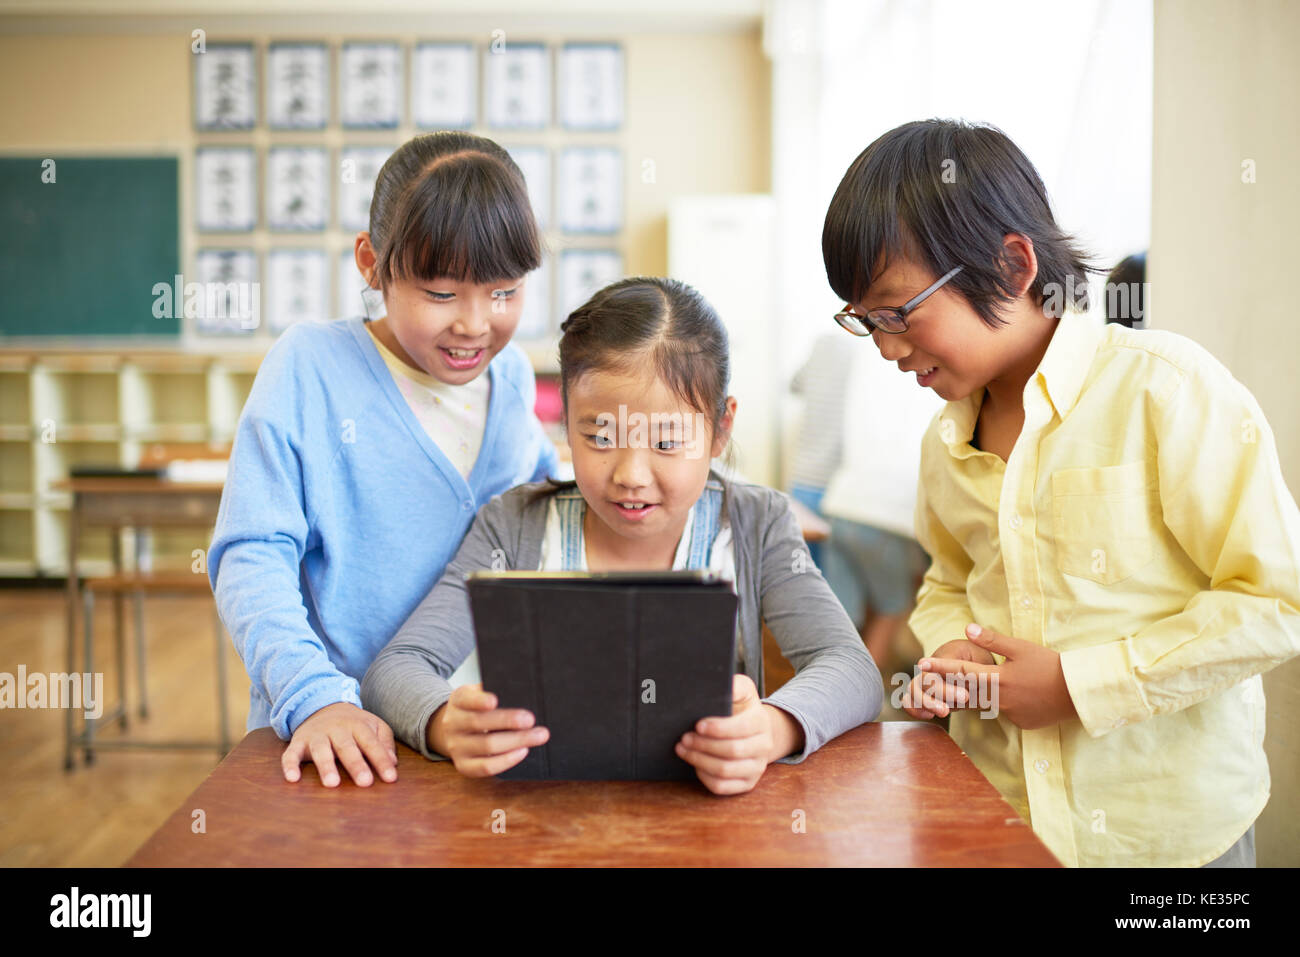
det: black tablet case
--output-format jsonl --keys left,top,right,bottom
{"left": 466, "top": 573, "right": 738, "bottom": 781}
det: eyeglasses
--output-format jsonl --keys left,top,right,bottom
{"left": 834, "top": 266, "right": 964, "bottom": 336}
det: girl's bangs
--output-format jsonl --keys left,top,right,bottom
{"left": 388, "top": 160, "right": 541, "bottom": 285}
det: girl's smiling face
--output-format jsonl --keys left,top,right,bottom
{"left": 566, "top": 365, "right": 735, "bottom": 567}
{"left": 355, "top": 230, "right": 524, "bottom": 385}
{"left": 378, "top": 272, "right": 525, "bottom": 384}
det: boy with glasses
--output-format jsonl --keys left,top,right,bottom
{"left": 821, "top": 118, "right": 1300, "bottom": 867}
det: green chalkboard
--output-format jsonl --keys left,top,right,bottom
{"left": 0, "top": 156, "right": 180, "bottom": 337}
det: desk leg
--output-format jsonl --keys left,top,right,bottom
{"left": 64, "top": 499, "right": 79, "bottom": 772}
{"left": 134, "top": 590, "right": 148, "bottom": 719}
{"left": 83, "top": 588, "right": 96, "bottom": 766}
{"left": 214, "top": 608, "right": 231, "bottom": 756}
{"left": 112, "top": 527, "right": 127, "bottom": 730}
{"left": 133, "top": 527, "right": 149, "bottom": 720}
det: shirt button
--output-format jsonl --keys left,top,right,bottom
{"left": 462, "top": 500, "right": 472, "bottom": 511}
{"left": 1009, "top": 514, "right": 1022, "bottom": 530}
{"left": 1034, "top": 759, "right": 1050, "bottom": 775}
{"left": 1020, "top": 595, "right": 1032, "bottom": 609}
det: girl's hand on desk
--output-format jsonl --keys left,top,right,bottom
{"left": 676, "top": 674, "right": 801, "bottom": 796}
{"left": 901, "top": 638, "right": 995, "bottom": 719}
{"left": 428, "top": 684, "right": 550, "bottom": 777}
{"left": 282, "top": 702, "right": 398, "bottom": 787}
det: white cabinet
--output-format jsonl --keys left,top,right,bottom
{"left": 668, "top": 195, "right": 779, "bottom": 487}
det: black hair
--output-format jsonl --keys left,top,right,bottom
{"left": 822, "top": 119, "right": 1098, "bottom": 326}
{"left": 1105, "top": 252, "right": 1146, "bottom": 327}
{"left": 531, "top": 277, "right": 735, "bottom": 499}
{"left": 559, "top": 277, "right": 731, "bottom": 433}
{"left": 368, "top": 131, "right": 541, "bottom": 291}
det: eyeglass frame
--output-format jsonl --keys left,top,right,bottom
{"left": 833, "top": 265, "right": 964, "bottom": 336}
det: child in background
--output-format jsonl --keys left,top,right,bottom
{"left": 788, "top": 333, "right": 938, "bottom": 672}
{"left": 1105, "top": 251, "right": 1146, "bottom": 328}
{"left": 208, "top": 131, "right": 557, "bottom": 788}
{"left": 822, "top": 118, "right": 1300, "bottom": 866}
{"left": 786, "top": 332, "right": 852, "bottom": 567}
{"left": 819, "top": 342, "right": 941, "bottom": 671}
{"left": 363, "top": 277, "right": 882, "bottom": 794}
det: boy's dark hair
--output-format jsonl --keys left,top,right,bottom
{"left": 823, "top": 119, "right": 1096, "bottom": 326}
{"left": 530, "top": 277, "right": 735, "bottom": 497}
{"left": 368, "top": 131, "right": 541, "bottom": 291}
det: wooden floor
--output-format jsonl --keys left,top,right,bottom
{"left": 0, "top": 589, "right": 250, "bottom": 867}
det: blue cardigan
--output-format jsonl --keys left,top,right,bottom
{"left": 208, "top": 318, "right": 558, "bottom": 738}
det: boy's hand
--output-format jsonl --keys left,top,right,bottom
{"left": 428, "top": 683, "right": 549, "bottom": 777}
{"left": 675, "top": 674, "right": 800, "bottom": 796}
{"left": 901, "top": 638, "right": 995, "bottom": 719}
{"left": 282, "top": 701, "right": 398, "bottom": 787}
{"left": 918, "top": 624, "right": 1079, "bottom": 729}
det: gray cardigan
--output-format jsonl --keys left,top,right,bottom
{"left": 361, "top": 472, "right": 883, "bottom": 764}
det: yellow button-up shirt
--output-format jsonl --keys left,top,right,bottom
{"left": 910, "top": 310, "right": 1300, "bottom": 867}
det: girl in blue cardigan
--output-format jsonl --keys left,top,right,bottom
{"left": 208, "top": 132, "right": 557, "bottom": 788}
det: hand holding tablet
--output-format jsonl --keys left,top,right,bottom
{"left": 427, "top": 683, "right": 550, "bottom": 778}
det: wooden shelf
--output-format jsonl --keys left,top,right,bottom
{"left": 0, "top": 348, "right": 267, "bottom": 578}
{"left": 130, "top": 424, "right": 211, "bottom": 442}
{"left": 38, "top": 356, "right": 123, "bottom": 373}
{"left": 55, "top": 424, "right": 124, "bottom": 442}
{"left": 130, "top": 355, "right": 217, "bottom": 373}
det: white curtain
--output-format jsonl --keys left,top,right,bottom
{"left": 770, "top": 0, "right": 1153, "bottom": 381}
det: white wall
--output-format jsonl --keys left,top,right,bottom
{"left": 1151, "top": 0, "right": 1300, "bottom": 868}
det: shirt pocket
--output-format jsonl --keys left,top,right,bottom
{"left": 1050, "top": 460, "right": 1157, "bottom": 585}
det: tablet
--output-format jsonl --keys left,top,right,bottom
{"left": 464, "top": 570, "right": 739, "bottom": 780}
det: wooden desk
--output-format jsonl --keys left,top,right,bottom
{"left": 126, "top": 723, "right": 1060, "bottom": 867}
{"left": 56, "top": 477, "right": 227, "bottom": 768}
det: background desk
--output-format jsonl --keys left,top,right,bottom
{"left": 57, "top": 477, "right": 227, "bottom": 767}
{"left": 126, "top": 723, "right": 1060, "bottom": 867}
